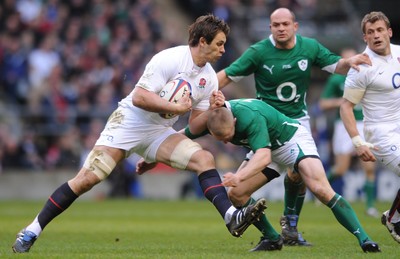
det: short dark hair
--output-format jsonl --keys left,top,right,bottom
{"left": 188, "top": 14, "right": 230, "bottom": 47}
{"left": 207, "top": 107, "right": 234, "bottom": 138}
{"left": 361, "top": 11, "right": 391, "bottom": 34}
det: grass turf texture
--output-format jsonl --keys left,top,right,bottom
{"left": 0, "top": 199, "right": 398, "bottom": 258}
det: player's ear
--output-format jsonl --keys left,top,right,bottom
{"left": 199, "top": 36, "right": 207, "bottom": 46}
{"left": 233, "top": 118, "right": 237, "bottom": 125}
{"left": 388, "top": 28, "right": 393, "bottom": 38}
{"left": 293, "top": 22, "right": 299, "bottom": 32}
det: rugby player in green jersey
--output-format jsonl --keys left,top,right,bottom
{"left": 206, "top": 98, "right": 380, "bottom": 252}
{"left": 217, "top": 7, "right": 371, "bottom": 246}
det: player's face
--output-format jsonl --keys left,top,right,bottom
{"left": 270, "top": 12, "right": 298, "bottom": 49}
{"left": 202, "top": 31, "right": 227, "bottom": 64}
{"left": 363, "top": 20, "right": 392, "bottom": 56}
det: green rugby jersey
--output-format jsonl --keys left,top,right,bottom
{"left": 227, "top": 99, "right": 300, "bottom": 151}
{"left": 225, "top": 35, "right": 340, "bottom": 119}
{"left": 321, "top": 74, "right": 363, "bottom": 121}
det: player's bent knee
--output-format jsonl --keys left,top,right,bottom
{"left": 170, "top": 138, "right": 202, "bottom": 170}
{"left": 227, "top": 191, "right": 243, "bottom": 207}
{"left": 83, "top": 150, "right": 116, "bottom": 180}
{"left": 228, "top": 187, "right": 251, "bottom": 207}
{"left": 288, "top": 171, "right": 303, "bottom": 183}
{"left": 310, "top": 184, "right": 333, "bottom": 204}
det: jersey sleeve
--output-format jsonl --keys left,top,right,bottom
{"left": 225, "top": 45, "right": 260, "bottom": 82}
{"left": 313, "top": 40, "right": 341, "bottom": 73}
{"left": 343, "top": 67, "right": 368, "bottom": 104}
{"left": 135, "top": 51, "right": 177, "bottom": 93}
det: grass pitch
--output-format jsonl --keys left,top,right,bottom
{"left": 0, "top": 199, "right": 397, "bottom": 258}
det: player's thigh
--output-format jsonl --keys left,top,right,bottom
{"left": 156, "top": 133, "right": 212, "bottom": 172}
{"left": 297, "top": 157, "right": 334, "bottom": 203}
{"left": 289, "top": 128, "right": 335, "bottom": 201}
{"left": 365, "top": 123, "right": 400, "bottom": 176}
{"left": 272, "top": 126, "right": 318, "bottom": 167}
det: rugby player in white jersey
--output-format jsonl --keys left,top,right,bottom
{"left": 12, "top": 14, "right": 267, "bottom": 253}
{"left": 320, "top": 48, "right": 379, "bottom": 218}
{"left": 341, "top": 11, "right": 400, "bottom": 244}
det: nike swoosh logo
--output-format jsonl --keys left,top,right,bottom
{"left": 378, "top": 71, "right": 384, "bottom": 75}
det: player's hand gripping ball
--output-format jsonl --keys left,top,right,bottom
{"left": 159, "top": 79, "right": 192, "bottom": 119}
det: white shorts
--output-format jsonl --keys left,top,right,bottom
{"left": 364, "top": 122, "right": 400, "bottom": 176}
{"left": 247, "top": 125, "right": 319, "bottom": 175}
{"left": 95, "top": 107, "right": 176, "bottom": 163}
{"left": 332, "top": 120, "right": 364, "bottom": 155}
{"left": 296, "top": 116, "right": 311, "bottom": 132}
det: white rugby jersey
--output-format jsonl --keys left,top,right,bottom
{"left": 344, "top": 44, "right": 400, "bottom": 124}
{"left": 119, "top": 45, "right": 218, "bottom": 126}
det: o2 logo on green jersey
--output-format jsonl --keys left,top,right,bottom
{"left": 276, "top": 82, "right": 301, "bottom": 102}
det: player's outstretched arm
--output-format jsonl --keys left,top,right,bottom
{"left": 223, "top": 148, "right": 271, "bottom": 187}
{"left": 217, "top": 69, "right": 232, "bottom": 89}
{"left": 335, "top": 53, "right": 371, "bottom": 74}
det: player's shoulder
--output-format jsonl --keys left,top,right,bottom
{"left": 390, "top": 44, "right": 400, "bottom": 57}
{"left": 248, "top": 38, "right": 272, "bottom": 51}
{"left": 203, "top": 62, "right": 217, "bottom": 74}
{"left": 296, "top": 35, "right": 320, "bottom": 46}
{"left": 155, "top": 45, "right": 188, "bottom": 60}
{"left": 295, "top": 35, "right": 326, "bottom": 56}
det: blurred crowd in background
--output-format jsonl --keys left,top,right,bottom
{"left": 0, "top": 0, "right": 173, "bottom": 173}
{"left": 0, "top": 0, "right": 396, "bottom": 197}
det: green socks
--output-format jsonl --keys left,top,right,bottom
{"left": 328, "top": 193, "right": 371, "bottom": 244}
{"left": 364, "top": 180, "right": 376, "bottom": 209}
{"left": 247, "top": 197, "right": 280, "bottom": 240}
{"left": 283, "top": 174, "right": 303, "bottom": 215}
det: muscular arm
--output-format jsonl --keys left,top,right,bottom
{"left": 340, "top": 99, "right": 376, "bottom": 162}
{"left": 334, "top": 53, "right": 371, "bottom": 75}
{"left": 186, "top": 109, "right": 209, "bottom": 133}
{"left": 217, "top": 69, "right": 233, "bottom": 90}
{"left": 340, "top": 99, "right": 359, "bottom": 138}
{"left": 182, "top": 90, "right": 225, "bottom": 136}
{"left": 238, "top": 148, "right": 271, "bottom": 181}
{"left": 319, "top": 97, "right": 343, "bottom": 111}
{"left": 132, "top": 86, "right": 191, "bottom": 115}
{"left": 223, "top": 148, "right": 271, "bottom": 187}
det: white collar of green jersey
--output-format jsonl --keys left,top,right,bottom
{"left": 224, "top": 101, "right": 231, "bottom": 111}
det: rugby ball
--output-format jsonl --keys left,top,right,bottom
{"left": 159, "top": 79, "right": 192, "bottom": 119}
